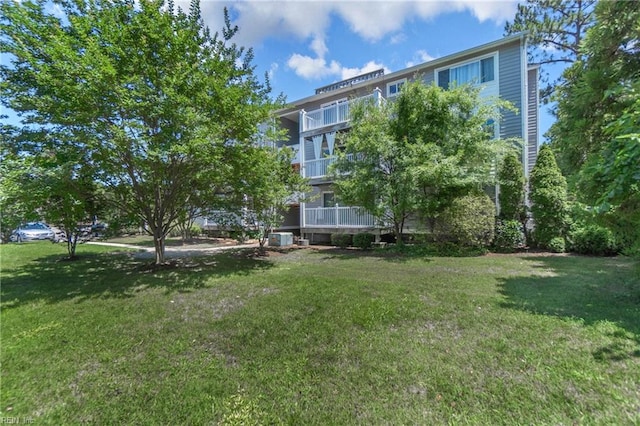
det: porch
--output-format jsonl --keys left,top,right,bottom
{"left": 303, "top": 206, "right": 378, "bottom": 228}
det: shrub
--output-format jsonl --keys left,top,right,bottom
{"left": 353, "top": 233, "right": 375, "bottom": 250}
{"left": 494, "top": 219, "right": 526, "bottom": 252}
{"left": 435, "top": 194, "right": 496, "bottom": 248}
{"left": 330, "top": 233, "right": 352, "bottom": 248}
{"left": 547, "top": 237, "right": 566, "bottom": 253}
{"left": 569, "top": 224, "right": 619, "bottom": 256}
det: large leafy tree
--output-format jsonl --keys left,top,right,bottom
{"left": 332, "top": 82, "right": 508, "bottom": 243}
{"left": 505, "top": 0, "right": 596, "bottom": 102}
{"left": 1, "top": 0, "right": 278, "bottom": 264}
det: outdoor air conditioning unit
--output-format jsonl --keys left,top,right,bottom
{"left": 268, "top": 232, "right": 293, "bottom": 247}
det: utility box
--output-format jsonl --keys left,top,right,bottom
{"left": 268, "top": 232, "right": 293, "bottom": 247}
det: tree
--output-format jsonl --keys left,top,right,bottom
{"left": 0, "top": 128, "right": 102, "bottom": 258}
{"left": 504, "top": 0, "right": 596, "bottom": 102}
{"left": 498, "top": 152, "right": 526, "bottom": 221}
{"left": 529, "top": 144, "right": 568, "bottom": 248}
{"left": 332, "top": 81, "right": 508, "bottom": 243}
{"left": 548, "top": 0, "right": 640, "bottom": 252}
{"left": 1, "top": 0, "right": 278, "bottom": 264}
{"left": 236, "top": 143, "right": 308, "bottom": 252}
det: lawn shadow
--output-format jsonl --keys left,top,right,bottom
{"left": 498, "top": 255, "right": 640, "bottom": 361}
{"left": 0, "top": 248, "right": 275, "bottom": 309}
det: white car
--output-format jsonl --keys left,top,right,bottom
{"left": 10, "top": 222, "right": 56, "bottom": 242}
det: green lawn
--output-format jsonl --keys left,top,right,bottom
{"left": 1, "top": 242, "right": 639, "bottom": 424}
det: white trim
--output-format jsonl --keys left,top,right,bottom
{"left": 434, "top": 52, "right": 498, "bottom": 88}
{"left": 520, "top": 38, "right": 528, "bottom": 178}
{"left": 386, "top": 78, "right": 407, "bottom": 98}
{"left": 321, "top": 191, "right": 335, "bottom": 208}
{"left": 321, "top": 98, "right": 347, "bottom": 108}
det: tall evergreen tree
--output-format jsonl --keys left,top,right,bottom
{"left": 505, "top": 0, "right": 596, "bottom": 102}
{"left": 498, "top": 152, "right": 526, "bottom": 222}
{"left": 529, "top": 145, "right": 568, "bottom": 248}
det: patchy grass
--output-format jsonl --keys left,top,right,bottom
{"left": 1, "top": 243, "right": 639, "bottom": 424}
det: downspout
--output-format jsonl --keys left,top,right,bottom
{"left": 299, "top": 110, "right": 306, "bottom": 234}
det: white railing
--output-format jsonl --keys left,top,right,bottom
{"left": 304, "top": 157, "right": 335, "bottom": 178}
{"left": 304, "top": 154, "right": 354, "bottom": 178}
{"left": 304, "top": 206, "right": 377, "bottom": 228}
{"left": 302, "top": 93, "right": 375, "bottom": 132}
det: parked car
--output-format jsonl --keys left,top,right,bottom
{"left": 9, "top": 222, "right": 56, "bottom": 242}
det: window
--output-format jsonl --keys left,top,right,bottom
{"left": 387, "top": 79, "right": 406, "bottom": 97}
{"left": 322, "top": 192, "right": 335, "bottom": 208}
{"left": 437, "top": 56, "right": 495, "bottom": 89}
{"left": 484, "top": 118, "right": 497, "bottom": 139}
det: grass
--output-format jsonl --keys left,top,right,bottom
{"left": 1, "top": 241, "right": 639, "bottom": 424}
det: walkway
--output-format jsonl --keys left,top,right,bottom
{"left": 86, "top": 241, "right": 260, "bottom": 258}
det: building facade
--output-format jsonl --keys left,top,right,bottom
{"left": 275, "top": 34, "right": 538, "bottom": 243}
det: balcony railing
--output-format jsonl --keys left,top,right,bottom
{"left": 303, "top": 154, "right": 355, "bottom": 179}
{"left": 302, "top": 93, "right": 377, "bottom": 132}
{"left": 304, "top": 206, "right": 377, "bottom": 228}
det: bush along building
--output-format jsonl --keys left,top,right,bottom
{"left": 274, "top": 33, "right": 538, "bottom": 244}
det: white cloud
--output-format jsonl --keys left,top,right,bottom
{"left": 405, "top": 49, "right": 437, "bottom": 68}
{"left": 268, "top": 62, "right": 279, "bottom": 80}
{"left": 340, "top": 61, "right": 389, "bottom": 80}
{"left": 194, "top": 1, "right": 518, "bottom": 47}
{"left": 287, "top": 54, "right": 342, "bottom": 80}
{"left": 188, "top": 0, "right": 518, "bottom": 82}
{"left": 390, "top": 33, "right": 407, "bottom": 45}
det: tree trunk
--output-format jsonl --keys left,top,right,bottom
{"left": 153, "top": 228, "right": 166, "bottom": 264}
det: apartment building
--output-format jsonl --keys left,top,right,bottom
{"left": 275, "top": 33, "right": 539, "bottom": 243}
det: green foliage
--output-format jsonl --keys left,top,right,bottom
{"left": 330, "top": 233, "right": 352, "bottom": 249}
{"left": 333, "top": 81, "right": 511, "bottom": 243}
{"left": 435, "top": 193, "right": 496, "bottom": 248}
{"left": 498, "top": 152, "right": 526, "bottom": 221}
{"left": 232, "top": 142, "right": 309, "bottom": 249}
{"left": 569, "top": 224, "right": 620, "bottom": 256}
{"left": 547, "top": 237, "right": 566, "bottom": 253}
{"left": 504, "top": 0, "right": 596, "bottom": 102}
{"left": 529, "top": 145, "right": 568, "bottom": 248}
{"left": 546, "top": 0, "right": 640, "bottom": 255}
{"left": 353, "top": 232, "right": 375, "bottom": 250}
{"left": 494, "top": 219, "right": 526, "bottom": 253}
{"left": 0, "top": 0, "right": 278, "bottom": 264}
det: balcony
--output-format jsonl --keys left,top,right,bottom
{"left": 303, "top": 154, "right": 356, "bottom": 179}
{"left": 301, "top": 91, "right": 379, "bottom": 133}
{"left": 304, "top": 206, "right": 377, "bottom": 228}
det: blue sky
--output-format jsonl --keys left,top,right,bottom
{"left": 2, "top": 0, "right": 559, "bottom": 139}
{"left": 187, "top": 0, "right": 556, "bottom": 139}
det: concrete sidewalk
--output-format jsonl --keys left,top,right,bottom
{"left": 86, "top": 241, "right": 260, "bottom": 258}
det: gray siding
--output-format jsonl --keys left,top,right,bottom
{"left": 279, "top": 117, "right": 299, "bottom": 146}
{"left": 526, "top": 67, "right": 539, "bottom": 174}
{"left": 498, "top": 43, "right": 523, "bottom": 139}
{"left": 305, "top": 184, "right": 333, "bottom": 209}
